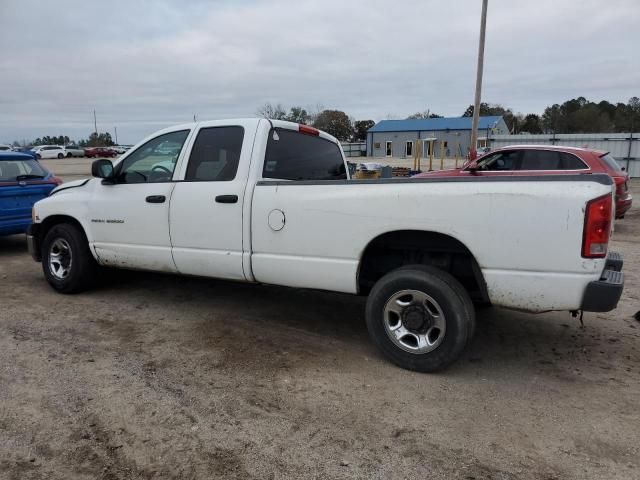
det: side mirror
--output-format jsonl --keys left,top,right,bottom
{"left": 91, "top": 159, "right": 115, "bottom": 182}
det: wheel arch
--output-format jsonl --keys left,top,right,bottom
{"left": 37, "top": 215, "right": 95, "bottom": 258}
{"left": 357, "top": 230, "right": 489, "bottom": 304}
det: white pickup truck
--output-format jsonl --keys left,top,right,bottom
{"left": 28, "top": 119, "right": 624, "bottom": 372}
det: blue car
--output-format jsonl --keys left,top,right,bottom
{"left": 0, "top": 152, "right": 62, "bottom": 236}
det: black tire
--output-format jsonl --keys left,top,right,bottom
{"left": 67, "top": 152, "right": 72, "bottom": 158}
{"left": 57, "top": 153, "right": 64, "bottom": 159}
{"left": 365, "top": 265, "right": 475, "bottom": 372}
{"left": 41, "top": 223, "right": 100, "bottom": 294}
{"left": 36, "top": 153, "right": 41, "bottom": 159}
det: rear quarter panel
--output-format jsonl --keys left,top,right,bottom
{"left": 250, "top": 176, "right": 612, "bottom": 311}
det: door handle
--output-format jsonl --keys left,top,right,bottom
{"left": 146, "top": 195, "right": 166, "bottom": 203}
{"left": 215, "top": 194, "right": 238, "bottom": 204}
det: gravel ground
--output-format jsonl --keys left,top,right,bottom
{"left": 0, "top": 176, "right": 638, "bottom": 479}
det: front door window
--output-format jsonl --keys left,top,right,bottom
{"left": 116, "top": 130, "right": 189, "bottom": 184}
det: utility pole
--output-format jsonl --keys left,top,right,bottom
{"left": 114, "top": 126, "right": 118, "bottom": 145}
{"left": 469, "top": 0, "right": 488, "bottom": 160}
{"left": 93, "top": 109, "right": 98, "bottom": 136}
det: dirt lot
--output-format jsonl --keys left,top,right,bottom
{"left": 1, "top": 177, "right": 639, "bottom": 479}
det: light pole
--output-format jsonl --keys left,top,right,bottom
{"left": 114, "top": 126, "right": 118, "bottom": 145}
{"left": 469, "top": 0, "right": 488, "bottom": 160}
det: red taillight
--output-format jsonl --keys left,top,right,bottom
{"left": 298, "top": 124, "right": 319, "bottom": 136}
{"left": 614, "top": 176, "right": 625, "bottom": 195}
{"left": 582, "top": 193, "right": 612, "bottom": 258}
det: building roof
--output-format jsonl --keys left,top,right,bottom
{"left": 368, "top": 116, "right": 503, "bottom": 133}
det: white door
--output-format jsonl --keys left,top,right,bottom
{"left": 88, "top": 129, "right": 192, "bottom": 271}
{"left": 40, "top": 147, "right": 55, "bottom": 159}
{"left": 169, "top": 122, "right": 253, "bottom": 280}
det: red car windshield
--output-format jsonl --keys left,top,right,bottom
{"left": 0, "top": 159, "right": 47, "bottom": 181}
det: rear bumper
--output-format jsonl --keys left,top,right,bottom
{"left": 581, "top": 251, "right": 624, "bottom": 312}
{"left": 615, "top": 195, "right": 632, "bottom": 218}
{"left": 27, "top": 223, "right": 41, "bottom": 262}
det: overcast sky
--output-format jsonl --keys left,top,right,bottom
{"left": 1, "top": 0, "right": 639, "bottom": 144}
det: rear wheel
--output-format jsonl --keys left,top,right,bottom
{"left": 41, "top": 223, "right": 100, "bottom": 293}
{"left": 365, "top": 265, "right": 475, "bottom": 372}
{"left": 57, "top": 153, "right": 63, "bottom": 159}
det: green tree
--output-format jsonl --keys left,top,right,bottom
{"left": 353, "top": 120, "right": 375, "bottom": 141}
{"left": 83, "top": 132, "right": 114, "bottom": 147}
{"left": 520, "top": 114, "right": 543, "bottom": 134}
{"left": 463, "top": 103, "right": 518, "bottom": 132}
{"left": 312, "top": 110, "right": 353, "bottom": 141}
{"left": 286, "top": 106, "right": 311, "bottom": 124}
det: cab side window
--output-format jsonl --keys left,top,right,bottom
{"left": 185, "top": 127, "right": 244, "bottom": 181}
{"left": 116, "top": 130, "right": 189, "bottom": 184}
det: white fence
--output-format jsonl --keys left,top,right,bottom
{"left": 341, "top": 142, "right": 366, "bottom": 158}
{"left": 490, "top": 133, "right": 640, "bottom": 177}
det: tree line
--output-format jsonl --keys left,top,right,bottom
{"left": 13, "top": 132, "right": 115, "bottom": 148}
{"left": 257, "top": 96, "right": 640, "bottom": 142}
{"left": 13, "top": 96, "right": 639, "bottom": 147}
{"left": 461, "top": 96, "right": 640, "bottom": 134}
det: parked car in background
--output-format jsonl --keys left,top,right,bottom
{"left": 84, "top": 147, "right": 117, "bottom": 158}
{"left": 64, "top": 145, "right": 85, "bottom": 157}
{"left": 33, "top": 145, "right": 66, "bottom": 159}
{"left": 0, "top": 145, "right": 13, "bottom": 152}
{"left": 0, "top": 152, "right": 62, "bottom": 236}
{"left": 112, "top": 145, "right": 132, "bottom": 154}
{"left": 414, "top": 145, "right": 632, "bottom": 218}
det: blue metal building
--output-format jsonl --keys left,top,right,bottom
{"left": 366, "top": 116, "right": 509, "bottom": 158}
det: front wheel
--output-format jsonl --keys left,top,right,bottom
{"left": 365, "top": 265, "right": 475, "bottom": 372}
{"left": 67, "top": 152, "right": 72, "bottom": 157}
{"left": 41, "top": 223, "right": 100, "bottom": 293}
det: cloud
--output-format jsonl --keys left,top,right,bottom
{"left": 0, "top": 0, "right": 638, "bottom": 143}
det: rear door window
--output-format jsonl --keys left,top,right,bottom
{"left": 560, "top": 153, "right": 588, "bottom": 170}
{"left": 185, "top": 126, "right": 244, "bottom": 181}
{"left": 263, "top": 128, "right": 346, "bottom": 180}
{"left": 519, "top": 150, "right": 562, "bottom": 170}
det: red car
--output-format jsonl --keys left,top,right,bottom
{"left": 84, "top": 147, "right": 117, "bottom": 158}
{"left": 414, "top": 145, "right": 632, "bottom": 218}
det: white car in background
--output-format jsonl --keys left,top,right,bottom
{"left": 64, "top": 145, "right": 85, "bottom": 157}
{"left": 33, "top": 145, "right": 66, "bottom": 159}
{"left": 0, "top": 144, "right": 13, "bottom": 151}
{"left": 112, "top": 145, "right": 132, "bottom": 154}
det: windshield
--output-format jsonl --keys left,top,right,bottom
{"left": 600, "top": 153, "right": 623, "bottom": 173}
{"left": 0, "top": 159, "right": 48, "bottom": 181}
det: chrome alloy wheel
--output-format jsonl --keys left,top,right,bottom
{"left": 49, "top": 238, "right": 73, "bottom": 279}
{"left": 383, "top": 289, "right": 446, "bottom": 354}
